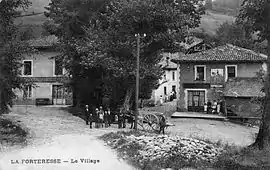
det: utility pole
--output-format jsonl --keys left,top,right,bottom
{"left": 134, "top": 33, "right": 146, "bottom": 130}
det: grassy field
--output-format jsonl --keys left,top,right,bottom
{"left": 194, "top": 10, "right": 235, "bottom": 36}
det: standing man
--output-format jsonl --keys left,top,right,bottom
{"left": 107, "top": 108, "right": 111, "bottom": 127}
{"left": 89, "top": 106, "right": 94, "bottom": 129}
{"left": 118, "top": 108, "right": 123, "bottom": 128}
{"left": 104, "top": 109, "right": 109, "bottom": 128}
{"left": 85, "top": 105, "right": 90, "bottom": 125}
{"left": 217, "top": 99, "right": 221, "bottom": 115}
{"left": 99, "top": 106, "right": 104, "bottom": 128}
{"left": 95, "top": 108, "right": 100, "bottom": 128}
{"left": 159, "top": 114, "right": 166, "bottom": 135}
{"left": 207, "top": 100, "right": 212, "bottom": 114}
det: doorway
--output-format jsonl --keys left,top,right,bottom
{"left": 187, "top": 90, "right": 205, "bottom": 112}
{"left": 52, "top": 84, "right": 66, "bottom": 105}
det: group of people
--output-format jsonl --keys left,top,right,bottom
{"left": 84, "top": 105, "right": 136, "bottom": 129}
{"left": 117, "top": 108, "right": 136, "bottom": 129}
{"left": 159, "top": 91, "right": 176, "bottom": 105}
{"left": 84, "top": 104, "right": 168, "bottom": 134}
{"left": 204, "top": 99, "right": 224, "bottom": 115}
{"left": 84, "top": 105, "right": 112, "bottom": 128}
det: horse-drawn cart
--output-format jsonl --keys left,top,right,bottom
{"left": 137, "top": 111, "right": 175, "bottom": 132}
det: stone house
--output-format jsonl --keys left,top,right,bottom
{"left": 13, "top": 36, "right": 73, "bottom": 105}
{"left": 171, "top": 44, "right": 267, "bottom": 112}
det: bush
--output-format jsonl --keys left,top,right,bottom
{"left": 213, "top": 146, "right": 270, "bottom": 170}
{"left": 0, "top": 118, "right": 28, "bottom": 147}
{"left": 101, "top": 131, "right": 223, "bottom": 170}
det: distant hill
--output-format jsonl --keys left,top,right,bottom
{"left": 16, "top": 0, "right": 235, "bottom": 38}
{"left": 194, "top": 10, "right": 235, "bottom": 36}
{"left": 15, "top": 0, "right": 49, "bottom": 25}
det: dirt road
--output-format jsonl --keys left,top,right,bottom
{"left": 0, "top": 106, "right": 136, "bottom": 170}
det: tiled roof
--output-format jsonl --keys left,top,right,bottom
{"left": 178, "top": 37, "right": 203, "bottom": 50}
{"left": 27, "top": 35, "right": 59, "bottom": 48}
{"left": 172, "top": 44, "right": 267, "bottom": 63}
{"left": 224, "top": 77, "right": 264, "bottom": 97}
{"left": 159, "top": 52, "right": 179, "bottom": 69}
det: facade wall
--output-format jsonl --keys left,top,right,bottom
{"left": 177, "top": 62, "right": 264, "bottom": 111}
{"left": 179, "top": 62, "right": 262, "bottom": 83}
{"left": 14, "top": 83, "right": 53, "bottom": 105}
{"left": 151, "top": 69, "right": 178, "bottom": 104}
{"left": 14, "top": 49, "right": 72, "bottom": 105}
{"left": 22, "top": 50, "right": 60, "bottom": 77}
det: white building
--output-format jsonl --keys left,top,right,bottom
{"left": 150, "top": 52, "right": 180, "bottom": 105}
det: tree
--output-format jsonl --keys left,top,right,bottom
{"left": 216, "top": 21, "right": 267, "bottom": 54}
{"left": 0, "top": 0, "right": 33, "bottom": 114}
{"left": 44, "top": 0, "right": 205, "bottom": 110}
{"left": 44, "top": 0, "right": 111, "bottom": 107}
{"left": 80, "top": 0, "right": 205, "bottom": 110}
{"left": 238, "top": 0, "right": 270, "bottom": 149}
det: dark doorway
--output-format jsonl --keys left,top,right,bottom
{"left": 187, "top": 90, "right": 205, "bottom": 112}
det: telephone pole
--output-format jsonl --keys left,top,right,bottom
{"left": 134, "top": 33, "right": 146, "bottom": 130}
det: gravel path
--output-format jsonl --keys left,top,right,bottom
{"left": 0, "top": 106, "right": 136, "bottom": 170}
{"left": 167, "top": 118, "right": 259, "bottom": 147}
{"left": 141, "top": 101, "right": 259, "bottom": 147}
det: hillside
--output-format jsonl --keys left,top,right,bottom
{"left": 16, "top": 0, "right": 235, "bottom": 38}
{"left": 194, "top": 10, "right": 235, "bottom": 36}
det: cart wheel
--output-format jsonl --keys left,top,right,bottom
{"left": 143, "top": 114, "right": 160, "bottom": 132}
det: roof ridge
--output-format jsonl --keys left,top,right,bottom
{"left": 226, "top": 43, "right": 267, "bottom": 58}
{"left": 173, "top": 44, "right": 267, "bottom": 63}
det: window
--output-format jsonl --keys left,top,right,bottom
{"left": 163, "top": 73, "right": 166, "bottom": 80}
{"left": 23, "top": 85, "right": 32, "bottom": 99}
{"left": 172, "top": 71, "right": 175, "bottom": 81}
{"left": 23, "top": 60, "right": 32, "bottom": 76}
{"left": 172, "top": 85, "right": 176, "bottom": 92}
{"left": 166, "top": 57, "right": 170, "bottom": 66}
{"left": 194, "top": 65, "right": 206, "bottom": 81}
{"left": 164, "top": 86, "right": 167, "bottom": 95}
{"left": 225, "top": 65, "right": 237, "bottom": 81}
{"left": 54, "top": 58, "right": 63, "bottom": 76}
